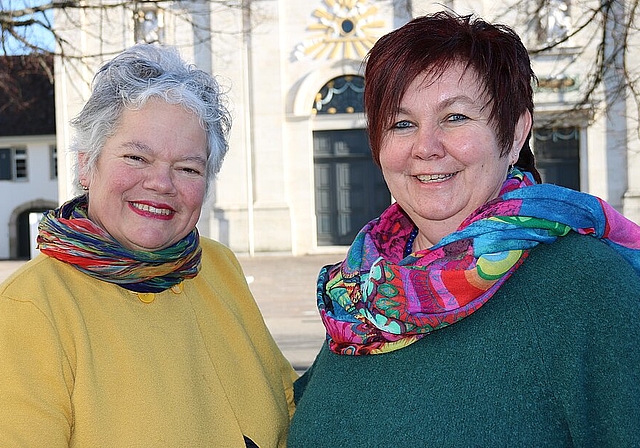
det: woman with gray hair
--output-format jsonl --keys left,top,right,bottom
{"left": 0, "top": 44, "right": 296, "bottom": 447}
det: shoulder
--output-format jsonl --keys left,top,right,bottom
{"left": 0, "top": 254, "right": 85, "bottom": 301}
{"left": 517, "top": 231, "right": 639, "bottom": 291}
{"left": 510, "top": 232, "right": 640, "bottom": 443}
{"left": 199, "top": 237, "right": 245, "bottom": 275}
{"left": 496, "top": 231, "right": 640, "bottom": 377}
{"left": 534, "top": 229, "right": 627, "bottom": 258}
{"left": 510, "top": 231, "right": 639, "bottom": 315}
{"left": 199, "top": 236, "right": 236, "bottom": 259}
{"left": 194, "top": 237, "right": 254, "bottom": 306}
{"left": 504, "top": 231, "right": 640, "bottom": 367}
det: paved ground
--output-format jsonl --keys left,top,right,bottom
{"left": 0, "top": 250, "right": 346, "bottom": 374}
{"left": 0, "top": 261, "right": 24, "bottom": 284}
{"left": 237, "top": 251, "right": 346, "bottom": 372}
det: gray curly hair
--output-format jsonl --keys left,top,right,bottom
{"left": 70, "top": 43, "right": 231, "bottom": 194}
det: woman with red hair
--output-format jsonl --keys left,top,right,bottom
{"left": 288, "top": 11, "right": 640, "bottom": 447}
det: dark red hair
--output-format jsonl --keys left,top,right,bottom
{"left": 364, "top": 11, "right": 541, "bottom": 181}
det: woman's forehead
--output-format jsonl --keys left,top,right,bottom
{"left": 400, "top": 63, "right": 490, "bottom": 107}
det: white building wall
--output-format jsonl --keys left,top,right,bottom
{"left": 203, "top": 5, "right": 254, "bottom": 252}
{"left": 51, "top": 0, "right": 640, "bottom": 257}
{"left": 623, "top": 3, "right": 640, "bottom": 224}
{"left": 0, "top": 136, "right": 58, "bottom": 259}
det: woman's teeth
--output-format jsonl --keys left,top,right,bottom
{"left": 416, "top": 173, "right": 455, "bottom": 183}
{"left": 132, "top": 203, "right": 172, "bottom": 215}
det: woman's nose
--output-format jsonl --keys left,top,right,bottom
{"left": 143, "top": 164, "right": 177, "bottom": 194}
{"left": 411, "top": 127, "right": 446, "bottom": 160}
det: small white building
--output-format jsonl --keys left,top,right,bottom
{"left": 52, "top": 0, "right": 640, "bottom": 256}
{"left": 0, "top": 55, "right": 58, "bottom": 259}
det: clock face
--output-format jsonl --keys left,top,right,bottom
{"left": 293, "top": 0, "right": 385, "bottom": 61}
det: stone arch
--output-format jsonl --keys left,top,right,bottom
{"left": 288, "top": 59, "right": 364, "bottom": 117}
{"left": 313, "top": 74, "right": 364, "bottom": 115}
{"left": 8, "top": 199, "right": 58, "bottom": 259}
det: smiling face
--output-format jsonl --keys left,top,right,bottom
{"left": 379, "top": 62, "right": 530, "bottom": 248}
{"left": 79, "top": 99, "right": 208, "bottom": 252}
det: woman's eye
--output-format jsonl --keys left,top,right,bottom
{"left": 447, "top": 113, "right": 469, "bottom": 122}
{"left": 392, "top": 120, "right": 413, "bottom": 129}
{"left": 178, "top": 166, "right": 203, "bottom": 176}
{"left": 124, "top": 154, "right": 145, "bottom": 162}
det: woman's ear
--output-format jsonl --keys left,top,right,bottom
{"left": 511, "top": 110, "right": 532, "bottom": 164}
{"left": 77, "top": 152, "right": 90, "bottom": 189}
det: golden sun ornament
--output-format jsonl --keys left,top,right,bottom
{"left": 294, "top": 0, "right": 384, "bottom": 61}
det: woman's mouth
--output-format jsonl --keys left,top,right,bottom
{"left": 130, "top": 202, "right": 174, "bottom": 218}
{"left": 415, "top": 172, "right": 456, "bottom": 183}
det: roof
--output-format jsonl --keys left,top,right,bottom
{"left": 0, "top": 53, "right": 55, "bottom": 137}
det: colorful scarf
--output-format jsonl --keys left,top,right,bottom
{"left": 37, "top": 195, "right": 202, "bottom": 293}
{"left": 318, "top": 168, "right": 640, "bottom": 355}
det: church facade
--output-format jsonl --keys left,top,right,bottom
{"left": 54, "top": 0, "right": 640, "bottom": 255}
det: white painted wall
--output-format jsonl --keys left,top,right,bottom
{"left": 0, "top": 135, "right": 58, "bottom": 259}
{"left": 49, "top": 0, "right": 639, "bottom": 258}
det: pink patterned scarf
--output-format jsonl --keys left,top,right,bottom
{"left": 317, "top": 169, "right": 640, "bottom": 355}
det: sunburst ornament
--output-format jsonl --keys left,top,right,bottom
{"left": 293, "top": 0, "right": 384, "bottom": 61}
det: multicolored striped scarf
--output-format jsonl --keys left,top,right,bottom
{"left": 318, "top": 168, "right": 640, "bottom": 355}
{"left": 37, "top": 195, "right": 202, "bottom": 293}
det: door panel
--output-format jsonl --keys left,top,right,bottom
{"left": 314, "top": 163, "right": 334, "bottom": 244}
{"left": 533, "top": 127, "right": 580, "bottom": 190}
{"left": 314, "top": 129, "right": 390, "bottom": 246}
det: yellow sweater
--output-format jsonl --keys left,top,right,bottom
{"left": 0, "top": 237, "right": 296, "bottom": 447}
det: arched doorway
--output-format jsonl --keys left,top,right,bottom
{"left": 16, "top": 209, "right": 45, "bottom": 259}
{"left": 9, "top": 200, "right": 58, "bottom": 259}
{"left": 312, "top": 75, "right": 390, "bottom": 246}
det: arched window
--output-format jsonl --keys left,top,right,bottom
{"left": 134, "top": 4, "right": 164, "bottom": 44}
{"left": 313, "top": 75, "right": 364, "bottom": 115}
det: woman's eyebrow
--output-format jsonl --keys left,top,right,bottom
{"left": 121, "top": 140, "right": 152, "bottom": 153}
{"left": 395, "top": 95, "right": 482, "bottom": 116}
{"left": 438, "top": 94, "right": 477, "bottom": 109}
{"left": 182, "top": 155, "right": 207, "bottom": 166}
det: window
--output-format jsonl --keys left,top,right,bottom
{"left": 14, "top": 148, "right": 27, "bottom": 179}
{"left": 0, "top": 147, "right": 28, "bottom": 181}
{"left": 134, "top": 4, "right": 164, "bottom": 44}
{"left": 313, "top": 76, "right": 364, "bottom": 115}
{"left": 50, "top": 145, "right": 58, "bottom": 179}
{"left": 533, "top": 127, "right": 580, "bottom": 190}
{"left": 0, "top": 148, "right": 10, "bottom": 180}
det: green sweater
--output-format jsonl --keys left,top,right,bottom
{"left": 288, "top": 233, "right": 640, "bottom": 447}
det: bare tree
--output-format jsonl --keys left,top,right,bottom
{"left": 1, "top": 0, "right": 639, "bottom": 130}
{"left": 0, "top": 0, "right": 250, "bottom": 105}
{"left": 1, "top": 1, "right": 250, "bottom": 54}
{"left": 498, "top": 0, "right": 639, "bottom": 132}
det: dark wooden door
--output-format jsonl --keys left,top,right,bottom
{"left": 314, "top": 129, "right": 390, "bottom": 246}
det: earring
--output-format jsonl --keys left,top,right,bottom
{"left": 81, "top": 184, "right": 89, "bottom": 191}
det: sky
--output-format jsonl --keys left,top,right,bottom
{"left": 1, "top": 0, "right": 55, "bottom": 55}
